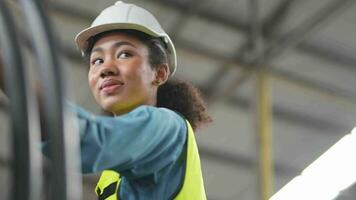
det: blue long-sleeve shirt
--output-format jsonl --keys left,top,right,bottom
{"left": 44, "top": 104, "right": 188, "bottom": 199}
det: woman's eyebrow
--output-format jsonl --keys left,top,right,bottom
{"left": 113, "top": 41, "right": 137, "bottom": 49}
{"left": 91, "top": 41, "right": 137, "bottom": 54}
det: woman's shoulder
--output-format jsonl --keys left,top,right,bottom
{"left": 130, "top": 105, "right": 186, "bottom": 121}
{"left": 129, "top": 105, "right": 189, "bottom": 135}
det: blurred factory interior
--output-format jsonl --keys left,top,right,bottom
{"left": 1, "top": 0, "right": 356, "bottom": 199}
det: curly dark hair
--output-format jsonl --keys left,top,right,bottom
{"left": 85, "top": 30, "right": 212, "bottom": 131}
{"left": 157, "top": 79, "right": 212, "bottom": 131}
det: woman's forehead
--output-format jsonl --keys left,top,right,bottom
{"left": 93, "top": 32, "right": 144, "bottom": 49}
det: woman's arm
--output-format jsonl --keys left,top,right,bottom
{"left": 68, "top": 104, "right": 187, "bottom": 177}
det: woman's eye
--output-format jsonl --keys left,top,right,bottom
{"left": 118, "top": 51, "right": 132, "bottom": 59}
{"left": 91, "top": 58, "right": 103, "bottom": 66}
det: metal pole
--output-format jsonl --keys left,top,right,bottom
{"left": 255, "top": 70, "right": 274, "bottom": 200}
{"left": 0, "top": 1, "right": 42, "bottom": 200}
{"left": 249, "top": 0, "right": 274, "bottom": 199}
{"left": 18, "top": 0, "right": 82, "bottom": 199}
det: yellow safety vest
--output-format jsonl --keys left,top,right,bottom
{"left": 95, "top": 120, "right": 207, "bottom": 200}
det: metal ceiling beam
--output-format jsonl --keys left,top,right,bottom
{"left": 206, "top": 1, "right": 356, "bottom": 131}
{"left": 249, "top": 0, "right": 263, "bottom": 63}
{"left": 151, "top": 0, "right": 248, "bottom": 33}
{"left": 208, "top": 0, "right": 355, "bottom": 104}
{"left": 269, "top": 67, "right": 356, "bottom": 106}
{"left": 205, "top": 70, "right": 251, "bottom": 103}
{"left": 200, "top": 65, "right": 230, "bottom": 99}
{"left": 167, "top": 0, "right": 206, "bottom": 39}
{"left": 262, "top": 0, "right": 355, "bottom": 63}
{"left": 152, "top": 0, "right": 356, "bottom": 68}
{"left": 179, "top": 35, "right": 356, "bottom": 104}
{"left": 298, "top": 39, "right": 356, "bottom": 72}
{"left": 221, "top": 93, "right": 349, "bottom": 134}
{"left": 262, "top": 0, "right": 299, "bottom": 37}
{"left": 203, "top": 0, "right": 298, "bottom": 103}
{"left": 199, "top": 0, "right": 356, "bottom": 141}
{"left": 199, "top": 146, "right": 298, "bottom": 177}
{"left": 152, "top": 0, "right": 356, "bottom": 119}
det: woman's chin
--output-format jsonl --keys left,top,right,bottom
{"left": 99, "top": 96, "right": 123, "bottom": 109}
{"left": 101, "top": 102, "right": 131, "bottom": 116}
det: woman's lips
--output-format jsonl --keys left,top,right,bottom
{"left": 100, "top": 79, "right": 124, "bottom": 94}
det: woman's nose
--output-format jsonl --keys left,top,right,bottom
{"left": 100, "top": 60, "right": 119, "bottom": 78}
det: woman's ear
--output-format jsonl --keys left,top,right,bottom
{"left": 153, "top": 64, "right": 170, "bottom": 86}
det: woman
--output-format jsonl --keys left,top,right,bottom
{"left": 72, "top": 1, "right": 211, "bottom": 199}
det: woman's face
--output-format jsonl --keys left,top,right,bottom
{"left": 88, "top": 32, "right": 158, "bottom": 115}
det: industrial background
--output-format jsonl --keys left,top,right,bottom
{"left": 1, "top": 0, "right": 356, "bottom": 199}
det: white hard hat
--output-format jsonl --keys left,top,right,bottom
{"left": 75, "top": 1, "right": 177, "bottom": 77}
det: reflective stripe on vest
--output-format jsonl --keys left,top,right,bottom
{"left": 95, "top": 170, "right": 121, "bottom": 200}
{"left": 95, "top": 120, "right": 207, "bottom": 200}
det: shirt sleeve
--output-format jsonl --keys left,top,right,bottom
{"left": 69, "top": 104, "right": 187, "bottom": 178}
